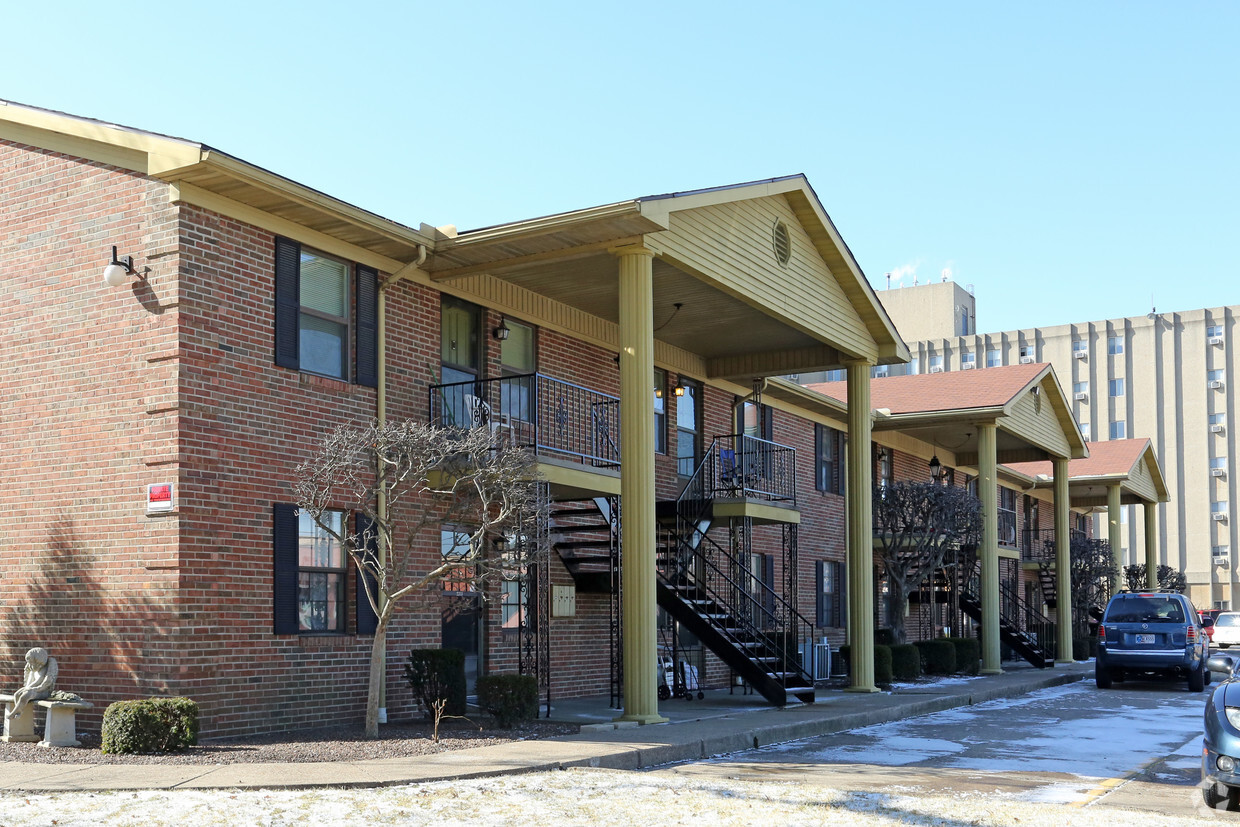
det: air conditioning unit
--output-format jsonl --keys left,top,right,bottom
{"left": 1212, "top": 424, "right": 1226, "bottom": 434}
{"left": 961, "top": 363, "right": 975, "bottom": 370}
{"left": 1213, "top": 513, "right": 1229, "bottom": 522}
{"left": 1210, "top": 380, "right": 1225, "bottom": 389}
{"left": 1074, "top": 392, "right": 1088, "bottom": 400}
{"left": 1073, "top": 351, "right": 1087, "bottom": 359}
{"left": 1210, "top": 336, "right": 1224, "bottom": 346}
{"left": 797, "top": 641, "right": 832, "bottom": 681}
{"left": 929, "top": 366, "right": 944, "bottom": 373}
{"left": 1019, "top": 356, "right": 1035, "bottom": 364}
{"left": 1217, "top": 557, "right": 1231, "bottom": 569}
{"left": 1213, "top": 468, "right": 1227, "bottom": 478}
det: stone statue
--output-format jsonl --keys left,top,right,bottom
{"left": 7, "top": 648, "right": 57, "bottom": 720}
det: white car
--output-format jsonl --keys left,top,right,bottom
{"left": 1213, "top": 613, "right": 1240, "bottom": 648}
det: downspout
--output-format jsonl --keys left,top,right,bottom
{"left": 376, "top": 242, "right": 428, "bottom": 725}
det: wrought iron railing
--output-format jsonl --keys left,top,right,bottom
{"left": 659, "top": 530, "right": 815, "bottom": 689}
{"left": 429, "top": 373, "right": 620, "bottom": 467}
{"left": 960, "top": 558, "right": 1056, "bottom": 662}
{"left": 661, "top": 449, "right": 813, "bottom": 690}
{"left": 1020, "top": 527, "right": 1087, "bottom": 562}
{"left": 709, "top": 434, "right": 796, "bottom": 503}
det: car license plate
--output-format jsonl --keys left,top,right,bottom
{"left": 1135, "top": 633, "right": 1155, "bottom": 644}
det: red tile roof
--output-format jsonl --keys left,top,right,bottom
{"left": 1005, "top": 439, "right": 1152, "bottom": 479}
{"left": 804, "top": 363, "right": 1047, "bottom": 414}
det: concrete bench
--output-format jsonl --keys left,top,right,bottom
{"left": 36, "top": 698, "right": 93, "bottom": 747}
{"left": 0, "top": 693, "right": 92, "bottom": 747}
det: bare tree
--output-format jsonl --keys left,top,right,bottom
{"left": 872, "top": 481, "right": 982, "bottom": 643}
{"left": 1067, "top": 537, "right": 1118, "bottom": 638}
{"left": 1123, "top": 563, "right": 1188, "bottom": 594}
{"left": 294, "top": 421, "right": 546, "bottom": 738}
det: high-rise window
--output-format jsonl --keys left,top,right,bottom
{"left": 1109, "top": 421, "right": 1126, "bottom": 439}
{"left": 1079, "top": 421, "right": 1091, "bottom": 441}
{"left": 1072, "top": 340, "right": 1087, "bottom": 356}
{"left": 986, "top": 349, "right": 1001, "bottom": 368}
{"left": 1209, "top": 369, "right": 1225, "bottom": 383}
{"left": 961, "top": 352, "right": 975, "bottom": 369}
{"left": 1074, "top": 381, "right": 1088, "bottom": 396}
{"left": 1209, "top": 325, "right": 1224, "bottom": 338}
{"left": 929, "top": 355, "right": 943, "bottom": 372}
{"left": 1108, "top": 336, "right": 1124, "bottom": 355}
{"left": 1109, "top": 378, "right": 1125, "bottom": 397}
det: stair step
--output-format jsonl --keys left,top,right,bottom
{"left": 556, "top": 540, "right": 613, "bottom": 549}
{"left": 552, "top": 523, "right": 613, "bottom": 533}
{"left": 552, "top": 507, "right": 601, "bottom": 518}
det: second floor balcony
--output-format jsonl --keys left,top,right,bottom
{"left": 430, "top": 373, "right": 620, "bottom": 469}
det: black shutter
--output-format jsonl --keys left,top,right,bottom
{"left": 274, "top": 236, "right": 301, "bottom": 370}
{"left": 836, "top": 561, "right": 847, "bottom": 628}
{"left": 815, "top": 560, "right": 826, "bottom": 627}
{"left": 355, "top": 513, "right": 379, "bottom": 635}
{"left": 272, "top": 503, "right": 300, "bottom": 634}
{"left": 355, "top": 264, "right": 379, "bottom": 387}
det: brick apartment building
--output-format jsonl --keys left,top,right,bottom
{"left": 1, "top": 101, "right": 1125, "bottom": 738}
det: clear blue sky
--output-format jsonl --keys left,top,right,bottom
{"left": 6, "top": 2, "right": 1236, "bottom": 334}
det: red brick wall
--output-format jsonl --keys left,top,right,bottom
{"left": 2, "top": 138, "right": 861, "bottom": 734}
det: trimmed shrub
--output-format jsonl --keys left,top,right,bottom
{"left": 476, "top": 674, "right": 538, "bottom": 728}
{"left": 101, "top": 697, "right": 199, "bottom": 755}
{"left": 1072, "top": 637, "right": 1091, "bottom": 661}
{"left": 874, "top": 644, "right": 893, "bottom": 685}
{"left": 914, "top": 639, "right": 957, "bottom": 675}
{"left": 890, "top": 644, "right": 921, "bottom": 680}
{"left": 949, "top": 637, "right": 981, "bottom": 675}
{"left": 837, "top": 644, "right": 893, "bottom": 685}
{"left": 404, "top": 648, "right": 467, "bottom": 717}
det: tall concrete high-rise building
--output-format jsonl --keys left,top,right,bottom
{"left": 877, "top": 282, "right": 1237, "bottom": 610}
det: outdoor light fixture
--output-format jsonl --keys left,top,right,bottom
{"left": 494, "top": 535, "right": 509, "bottom": 553}
{"left": 929, "top": 454, "right": 943, "bottom": 482}
{"left": 102, "top": 246, "right": 138, "bottom": 287}
{"left": 674, "top": 382, "right": 686, "bottom": 397}
{"left": 654, "top": 386, "right": 664, "bottom": 399}
{"left": 492, "top": 319, "right": 510, "bottom": 341}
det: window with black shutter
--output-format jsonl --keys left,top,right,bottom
{"left": 273, "top": 237, "right": 377, "bottom": 386}
{"left": 355, "top": 513, "right": 379, "bottom": 634}
{"left": 272, "top": 503, "right": 349, "bottom": 635}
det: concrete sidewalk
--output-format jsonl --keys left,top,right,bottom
{"left": 0, "top": 662, "right": 1092, "bottom": 792}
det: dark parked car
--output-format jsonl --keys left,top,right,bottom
{"left": 1202, "top": 653, "right": 1240, "bottom": 808}
{"left": 1095, "top": 590, "right": 1213, "bottom": 691}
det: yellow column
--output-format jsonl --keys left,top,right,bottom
{"left": 978, "top": 423, "right": 1001, "bottom": 675}
{"left": 1107, "top": 484, "right": 1123, "bottom": 594}
{"left": 614, "top": 245, "right": 666, "bottom": 725}
{"left": 1144, "top": 501, "right": 1159, "bottom": 587}
{"left": 1054, "top": 458, "right": 1073, "bottom": 664}
{"left": 845, "top": 360, "right": 878, "bottom": 693}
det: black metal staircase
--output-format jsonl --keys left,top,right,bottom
{"left": 958, "top": 559, "right": 1054, "bottom": 667}
{"left": 656, "top": 443, "right": 815, "bottom": 706}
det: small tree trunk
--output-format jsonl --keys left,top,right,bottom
{"left": 886, "top": 590, "right": 908, "bottom": 645}
{"left": 364, "top": 620, "right": 388, "bottom": 739}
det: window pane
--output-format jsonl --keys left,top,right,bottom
{"left": 653, "top": 369, "right": 666, "bottom": 454}
{"left": 500, "top": 320, "right": 535, "bottom": 372}
{"left": 300, "top": 315, "right": 346, "bottom": 378}
{"left": 676, "top": 383, "right": 697, "bottom": 430}
{"left": 1110, "top": 378, "right": 1124, "bottom": 397}
{"left": 300, "top": 253, "right": 348, "bottom": 317}
{"left": 298, "top": 510, "right": 344, "bottom": 568}
{"left": 298, "top": 572, "right": 343, "bottom": 632}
